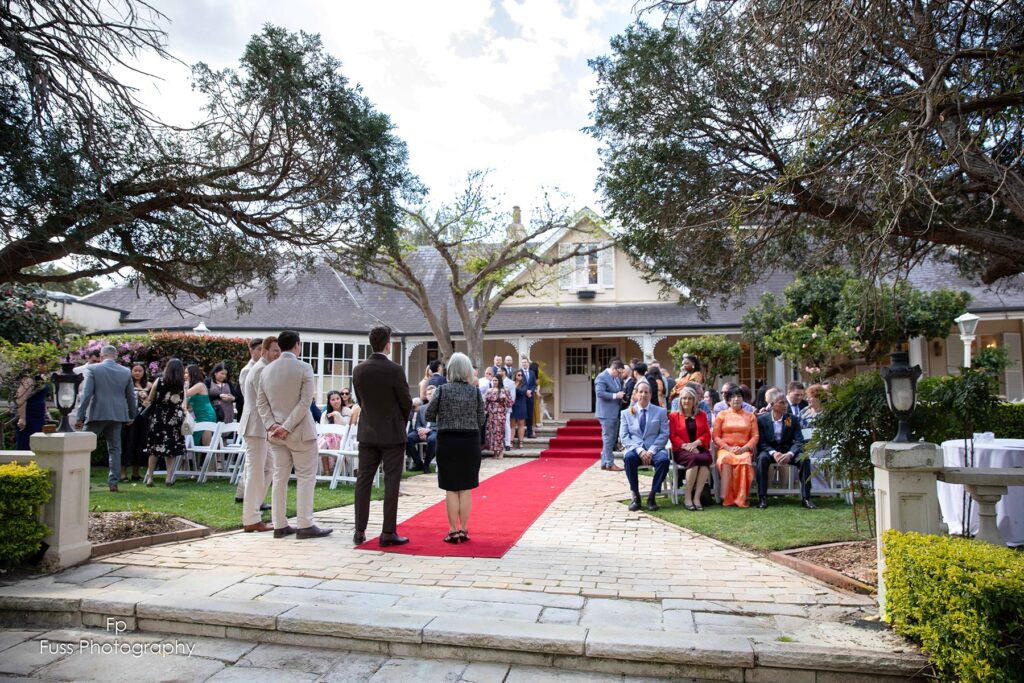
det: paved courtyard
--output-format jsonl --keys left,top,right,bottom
{"left": 0, "top": 457, "right": 927, "bottom": 681}
{"left": 96, "top": 458, "right": 875, "bottom": 606}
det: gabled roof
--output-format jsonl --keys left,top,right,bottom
{"left": 90, "top": 247, "right": 1024, "bottom": 338}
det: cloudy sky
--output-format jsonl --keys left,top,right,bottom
{"left": 130, "top": 0, "right": 641, "bottom": 223}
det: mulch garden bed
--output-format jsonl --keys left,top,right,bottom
{"left": 791, "top": 540, "right": 877, "bottom": 586}
{"left": 88, "top": 511, "right": 190, "bottom": 543}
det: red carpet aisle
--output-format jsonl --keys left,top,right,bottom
{"left": 359, "top": 420, "right": 601, "bottom": 558}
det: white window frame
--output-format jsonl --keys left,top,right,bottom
{"left": 559, "top": 241, "right": 614, "bottom": 290}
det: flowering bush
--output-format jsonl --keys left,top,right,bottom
{"left": 68, "top": 333, "right": 250, "bottom": 378}
{"left": 0, "top": 284, "right": 65, "bottom": 344}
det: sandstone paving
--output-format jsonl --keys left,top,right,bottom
{"left": 0, "top": 456, "right": 924, "bottom": 676}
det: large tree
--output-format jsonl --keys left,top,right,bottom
{"left": 741, "top": 268, "right": 970, "bottom": 380}
{"left": 588, "top": 1, "right": 1024, "bottom": 305}
{"left": 0, "top": 1, "right": 415, "bottom": 300}
{"left": 335, "top": 171, "right": 605, "bottom": 366}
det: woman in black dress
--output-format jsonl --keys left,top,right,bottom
{"left": 121, "top": 363, "right": 151, "bottom": 481}
{"left": 142, "top": 359, "right": 187, "bottom": 486}
{"left": 424, "top": 352, "right": 486, "bottom": 544}
{"left": 15, "top": 360, "right": 50, "bottom": 450}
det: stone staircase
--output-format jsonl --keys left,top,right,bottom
{"left": 0, "top": 567, "right": 929, "bottom": 682}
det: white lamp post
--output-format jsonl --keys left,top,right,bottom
{"left": 954, "top": 312, "right": 980, "bottom": 368}
{"left": 192, "top": 321, "right": 211, "bottom": 335}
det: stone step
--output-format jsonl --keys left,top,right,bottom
{"left": 0, "top": 580, "right": 928, "bottom": 681}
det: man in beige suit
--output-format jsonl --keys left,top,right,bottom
{"left": 240, "top": 336, "right": 280, "bottom": 531}
{"left": 256, "top": 330, "right": 332, "bottom": 539}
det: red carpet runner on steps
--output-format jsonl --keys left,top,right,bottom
{"left": 357, "top": 419, "right": 601, "bottom": 558}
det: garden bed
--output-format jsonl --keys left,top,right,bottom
{"left": 89, "top": 511, "right": 209, "bottom": 557}
{"left": 771, "top": 540, "right": 877, "bottom": 594}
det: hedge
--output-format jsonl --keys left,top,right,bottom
{"left": 70, "top": 332, "right": 250, "bottom": 379}
{"left": 0, "top": 461, "right": 51, "bottom": 568}
{"left": 883, "top": 530, "right": 1024, "bottom": 682}
{"left": 989, "top": 402, "right": 1024, "bottom": 439}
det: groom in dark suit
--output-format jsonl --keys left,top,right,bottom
{"left": 755, "top": 393, "right": 810, "bottom": 509}
{"left": 352, "top": 325, "right": 413, "bottom": 546}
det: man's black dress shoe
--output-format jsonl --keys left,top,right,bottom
{"left": 379, "top": 533, "right": 409, "bottom": 547}
{"left": 628, "top": 492, "right": 641, "bottom": 511}
{"left": 259, "top": 503, "right": 271, "bottom": 511}
{"left": 353, "top": 530, "right": 366, "bottom": 545}
{"left": 646, "top": 496, "right": 659, "bottom": 512}
{"left": 801, "top": 498, "right": 817, "bottom": 509}
{"left": 758, "top": 497, "right": 768, "bottom": 509}
{"left": 296, "top": 525, "right": 333, "bottom": 539}
{"left": 235, "top": 497, "right": 244, "bottom": 503}
{"left": 273, "top": 525, "right": 296, "bottom": 538}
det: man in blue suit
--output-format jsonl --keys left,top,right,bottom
{"left": 520, "top": 357, "right": 537, "bottom": 438}
{"left": 619, "top": 381, "right": 670, "bottom": 511}
{"left": 74, "top": 345, "right": 137, "bottom": 492}
{"left": 594, "top": 358, "right": 627, "bottom": 471}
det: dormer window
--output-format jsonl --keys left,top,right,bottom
{"left": 559, "top": 242, "right": 613, "bottom": 290}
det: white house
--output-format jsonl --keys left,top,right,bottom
{"left": 79, "top": 211, "right": 1024, "bottom": 414}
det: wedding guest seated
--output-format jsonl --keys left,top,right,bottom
{"left": 755, "top": 386, "right": 782, "bottom": 415}
{"left": 800, "top": 383, "right": 828, "bottom": 427}
{"left": 755, "top": 394, "right": 811, "bottom": 509}
{"left": 713, "top": 386, "right": 758, "bottom": 508}
{"left": 619, "top": 382, "right": 670, "bottom": 512}
{"left": 712, "top": 382, "right": 754, "bottom": 419}
{"left": 407, "top": 385, "right": 437, "bottom": 472}
{"left": 670, "top": 386, "right": 713, "bottom": 511}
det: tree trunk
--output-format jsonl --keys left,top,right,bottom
{"left": 463, "top": 323, "right": 486, "bottom": 370}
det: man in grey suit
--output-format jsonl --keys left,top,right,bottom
{"left": 239, "top": 336, "right": 280, "bottom": 531}
{"left": 619, "top": 382, "right": 670, "bottom": 511}
{"left": 594, "top": 358, "right": 627, "bottom": 471}
{"left": 256, "top": 330, "right": 332, "bottom": 539}
{"left": 74, "top": 345, "right": 137, "bottom": 492}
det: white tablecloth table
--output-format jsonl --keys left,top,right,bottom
{"left": 938, "top": 438, "right": 1024, "bottom": 546}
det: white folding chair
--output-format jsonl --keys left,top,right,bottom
{"left": 187, "top": 422, "right": 223, "bottom": 483}
{"left": 199, "top": 422, "right": 245, "bottom": 483}
{"left": 316, "top": 423, "right": 348, "bottom": 484}
{"left": 169, "top": 421, "right": 220, "bottom": 483}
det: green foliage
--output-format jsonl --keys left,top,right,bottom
{"left": 0, "top": 461, "right": 51, "bottom": 569}
{"left": 69, "top": 333, "right": 249, "bottom": 378}
{"left": 0, "top": 284, "right": 65, "bottom": 344}
{"left": 588, "top": 2, "right": 1024, "bottom": 303}
{"left": 667, "top": 335, "right": 741, "bottom": 388}
{"left": 741, "top": 268, "right": 968, "bottom": 380}
{"left": 916, "top": 371, "right": 999, "bottom": 444}
{"left": 0, "top": 340, "right": 62, "bottom": 405}
{"left": 810, "top": 372, "right": 894, "bottom": 480}
{"left": 883, "top": 530, "right": 1024, "bottom": 682}
{"left": 2, "top": 17, "right": 416, "bottom": 301}
{"left": 988, "top": 403, "right": 1024, "bottom": 439}
{"left": 974, "top": 347, "right": 1014, "bottom": 391}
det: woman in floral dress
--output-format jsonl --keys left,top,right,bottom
{"left": 143, "top": 359, "right": 187, "bottom": 486}
{"left": 483, "top": 376, "right": 513, "bottom": 458}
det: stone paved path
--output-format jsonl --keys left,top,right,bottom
{"left": 96, "top": 458, "right": 876, "bottom": 606}
{"left": 0, "top": 627, "right": 637, "bottom": 682}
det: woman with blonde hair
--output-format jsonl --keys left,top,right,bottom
{"left": 425, "top": 352, "right": 486, "bottom": 543}
{"left": 669, "top": 386, "right": 713, "bottom": 511}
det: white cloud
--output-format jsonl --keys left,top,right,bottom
{"left": 125, "top": 0, "right": 634, "bottom": 219}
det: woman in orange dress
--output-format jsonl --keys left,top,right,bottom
{"left": 712, "top": 386, "right": 758, "bottom": 507}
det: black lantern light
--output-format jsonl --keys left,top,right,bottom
{"left": 880, "top": 350, "right": 922, "bottom": 443}
{"left": 51, "top": 355, "right": 82, "bottom": 433}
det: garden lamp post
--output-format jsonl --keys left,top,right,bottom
{"left": 954, "top": 312, "right": 980, "bottom": 368}
{"left": 880, "top": 351, "right": 922, "bottom": 443}
{"left": 51, "top": 356, "right": 82, "bottom": 433}
{"left": 192, "top": 321, "right": 210, "bottom": 335}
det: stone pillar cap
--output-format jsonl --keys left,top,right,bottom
{"left": 870, "top": 441, "right": 942, "bottom": 471}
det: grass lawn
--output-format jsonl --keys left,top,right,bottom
{"left": 89, "top": 467, "right": 420, "bottom": 531}
{"left": 636, "top": 494, "right": 874, "bottom": 552}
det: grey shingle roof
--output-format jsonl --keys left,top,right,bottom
{"left": 92, "top": 253, "right": 1024, "bottom": 337}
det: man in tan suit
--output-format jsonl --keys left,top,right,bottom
{"left": 240, "top": 336, "right": 280, "bottom": 531}
{"left": 256, "top": 330, "right": 332, "bottom": 539}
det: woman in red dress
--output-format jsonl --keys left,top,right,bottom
{"left": 669, "top": 386, "right": 713, "bottom": 510}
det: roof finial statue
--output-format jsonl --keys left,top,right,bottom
{"left": 508, "top": 205, "right": 525, "bottom": 242}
